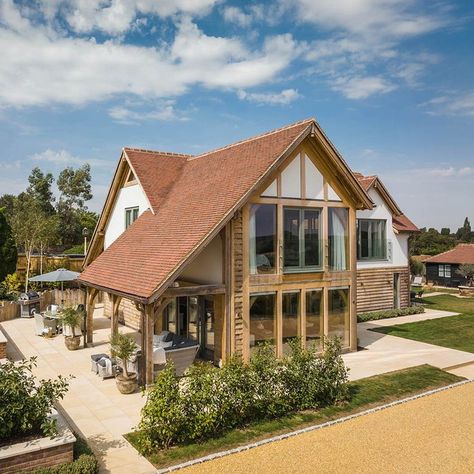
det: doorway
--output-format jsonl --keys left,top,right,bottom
{"left": 164, "top": 295, "right": 215, "bottom": 361}
{"left": 393, "top": 273, "right": 401, "bottom": 309}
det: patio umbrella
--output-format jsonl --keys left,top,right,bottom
{"left": 29, "top": 268, "right": 80, "bottom": 304}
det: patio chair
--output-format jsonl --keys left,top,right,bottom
{"left": 43, "top": 317, "right": 58, "bottom": 335}
{"left": 46, "top": 304, "right": 59, "bottom": 315}
{"left": 34, "top": 312, "right": 45, "bottom": 336}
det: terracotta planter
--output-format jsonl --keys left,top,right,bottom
{"left": 64, "top": 335, "right": 81, "bottom": 351}
{"left": 116, "top": 373, "right": 137, "bottom": 394}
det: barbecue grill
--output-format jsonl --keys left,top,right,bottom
{"left": 18, "top": 291, "right": 40, "bottom": 318}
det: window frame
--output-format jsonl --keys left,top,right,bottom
{"left": 438, "top": 264, "right": 451, "bottom": 278}
{"left": 125, "top": 206, "right": 139, "bottom": 229}
{"left": 283, "top": 206, "right": 323, "bottom": 273}
{"left": 356, "top": 218, "right": 387, "bottom": 261}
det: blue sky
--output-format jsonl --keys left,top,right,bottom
{"left": 0, "top": 0, "right": 473, "bottom": 230}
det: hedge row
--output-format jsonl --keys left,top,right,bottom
{"left": 30, "top": 454, "right": 98, "bottom": 474}
{"left": 135, "top": 337, "right": 348, "bottom": 452}
{"left": 357, "top": 305, "right": 425, "bottom": 323}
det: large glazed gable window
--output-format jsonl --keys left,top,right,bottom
{"left": 357, "top": 219, "right": 387, "bottom": 260}
{"left": 125, "top": 206, "right": 139, "bottom": 229}
{"left": 328, "top": 208, "right": 349, "bottom": 271}
{"left": 283, "top": 207, "right": 322, "bottom": 272}
{"left": 249, "top": 204, "right": 276, "bottom": 274}
{"left": 250, "top": 293, "right": 276, "bottom": 354}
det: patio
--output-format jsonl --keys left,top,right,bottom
{"left": 0, "top": 304, "right": 155, "bottom": 474}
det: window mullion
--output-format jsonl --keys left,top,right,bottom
{"left": 300, "top": 209, "right": 305, "bottom": 268}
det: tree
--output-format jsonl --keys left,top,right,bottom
{"left": 440, "top": 228, "right": 451, "bottom": 236}
{"left": 410, "top": 227, "right": 456, "bottom": 256}
{"left": 10, "top": 195, "right": 51, "bottom": 291}
{"left": 457, "top": 264, "right": 474, "bottom": 287}
{"left": 0, "top": 208, "right": 17, "bottom": 283}
{"left": 27, "top": 167, "right": 55, "bottom": 215}
{"left": 57, "top": 165, "right": 93, "bottom": 247}
{"left": 456, "top": 217, "right": 472, "bottom": 242}
{"left": 0, "top": 194, "right": 15, "bottom": 220}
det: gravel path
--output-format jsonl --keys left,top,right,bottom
{"left": 182, "top": 382, "right": 474, "bottom": 473}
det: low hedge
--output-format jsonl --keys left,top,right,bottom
{"left": 31, "top": 454, "right": 98, "bottom": 474}
{"left": 135, "top": 337, "right": 348, "bottom": 452}
{"left": 358, "top": 305, "right": 425, "bottom": 323}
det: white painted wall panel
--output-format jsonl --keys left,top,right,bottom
{"left": 104, "top": 184, "right": 150, "bottom": 248}
{"left": 281, "top": 155, "right": 301, "bottom": 198}
{"left": 304, "top": 155, "right": 324, "bottom": 200}
{"left": 261, "top": 179, "right": 277, "bottom": 197}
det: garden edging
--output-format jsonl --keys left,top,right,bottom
{"left": 0, "top": 410, "right": 76, "bottom": 473}
{"left": 157, "top": 378, "right": 473, "bottom": 474}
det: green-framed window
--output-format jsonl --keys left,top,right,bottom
{"left": 357, "top": 219, "right": 387, "bottom": 260}
{"left": 283, "top": 207, "right": 322, "bottom": 272}
{"left": 125, "top": 206, "right": 139, "bottom": 229}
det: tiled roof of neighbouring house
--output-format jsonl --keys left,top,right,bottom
{"left": 424, "top": 244, "right": 474, "bottom": 265}
{"left": 354, "top": 173, "right": 419, "bottom": 233}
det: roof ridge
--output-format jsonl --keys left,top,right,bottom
{"left": 124, "top": 147, "right": 192, "bottom": 158}
{"left": 187, "top": 118, "right": 315, "bottom": 161}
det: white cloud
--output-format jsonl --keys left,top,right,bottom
{"left": 222, "top": 6, "right": 252, "bottom": 27}
{"left": 331, "top": 76, "right": 396, "bottom": 100}
{"left": 427, "top": 166, "right": 474, "bottom": 177}
{"left": 41, "top": 0, "right": 219, "bottom": 35}
{"left": 31, "top": 149, "right": 109, "bottom": 167}
{"left": 108, "top": 102, "right": 188, "bottom": 123}
{"left": 421, "top": 91, "right": 474, "bottom": 117}
{"left": 237, "top": 88, "right": 300, "bottom": 105}
{"left": 0, "top": 6, "right": 298, "bottom": 107}
{"left": 288, "top": 0, "right": 444, "bottom": 39}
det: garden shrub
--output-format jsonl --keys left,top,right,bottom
{"left": 0, "top": 357, "right": 69, "bottom": 442}
{"left": 136, "top": 337, "right": 348, "bottom": 452}
{"left": 357, "top": 305, "right": 425, "bottom": 323}
{"left": 29, "top": 454, "right": 98, "bottom": 474}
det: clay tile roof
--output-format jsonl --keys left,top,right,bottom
{"left": 354, "top": 173, "right": 377, "bottom": 191}
{"left": 79, "top": 119, "right": 314, "bottom": 300}
{"left": 392, "top": 214, "right": 419, "bottom": 233}
{"left": 424, "top": 244, "right": 474, "bottom": 265}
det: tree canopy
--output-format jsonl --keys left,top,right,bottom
{"left": 0, "top": 207, "right": 17, "bottom": 283}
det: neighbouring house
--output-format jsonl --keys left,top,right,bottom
{"left": 78, "top": 118, "right": 415, "bottom": 385}
{"left": 354, "top": 174, "right": 419, "bottom": 312}
{"left": 424, "top": 243, "right": 474, "bottom": 287}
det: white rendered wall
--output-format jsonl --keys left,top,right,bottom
{"left": 104, "top": 184, "right": 150, "bottom": 248}
{"left": 356, "top": 188, "right": 409, "bottom": 269}
{"left": 281, "top": 154, "right": 301, "bottom": 198}
{"left": 179, "top": 234, "right": 223, "bottom": 284}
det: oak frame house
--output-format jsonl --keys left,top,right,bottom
{"left": 79, "top": 118, "right": 416, "bottom": 385}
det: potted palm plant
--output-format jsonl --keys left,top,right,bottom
{"left": 110, "top": 332, "right": 138, "bottom": 394}
{"left": 59, "top": 306, "right": 83, "bottom": 351}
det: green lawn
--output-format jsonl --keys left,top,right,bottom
{"left": 126, "top": 365, "right": 462, "bottom": 470}
{"left": 372, "top": 294, "right": 474, "bottom": 353}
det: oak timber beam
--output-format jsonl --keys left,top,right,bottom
{"left": 85, "top": 287, "right": 98, "bottom": 345}
{"left": 145, "top": 304, "right": 154, "bottom": 386}
{"left": 110, "top": 293, "right": 122, "bottom": 336}
{"left": 162, "top": 284, "right": 225, "bottom": 298}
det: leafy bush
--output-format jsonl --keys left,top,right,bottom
{"left": 110, "top": 331, "right": 138, "bottom": 378}
{"left": 0, "top": 272, "right": 22, "bottom": 300}
{"left": 357, "top": 305, "right": 425, "bottom": 323}
{"left": 136, "top": 337, "right": 348, "bottom": 452}
{"left": 29, "top": 454, "right": 98, "bottom": 474}
{"left": 0, "top": 357, "right": 69, "bottom": 441}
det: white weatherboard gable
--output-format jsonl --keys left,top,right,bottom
{"left": 261, "top": 179, "right": 277, "bottom": 197}
{"left": 357, "top": 188, "right": 409, "bottom": 269}
{"left": 327, "top": 184, "right": 342, "bottom": 201}
{"left": 281, "top": 154, "right": 301, "bottom": 198}
{"left": 104, "top": 183, "right": 150, "bottom": 248}
{"left": 304, "top": 154, "right": 324, "bottom": 200}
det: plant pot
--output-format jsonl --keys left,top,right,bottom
{"left": 64, "top": 335, "right": 81, "bottom": 351}
{"left": 116, "top": 373, "right": 138, "bottom": 394}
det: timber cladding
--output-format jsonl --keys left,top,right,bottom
{"left": 231, "top": 211, "right": 245, "bottom": 356}
{"left": 356, "top": 266, "right": 409, "bottom": 313}
{"left": 103, "top": 292, "right": 141, "bottom": 330}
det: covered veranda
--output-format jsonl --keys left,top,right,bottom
{"left": 83, "top": 281, "right": 227, "bottom": 386}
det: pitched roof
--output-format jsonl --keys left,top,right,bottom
{"left": 354, "top": 173, "right": 419, "bottom": 233}
{"left": 79, "top": 119, "right": 330, "bottom": 300}
{"left": 424, "top": 244, "right": 474, "bottom": 265}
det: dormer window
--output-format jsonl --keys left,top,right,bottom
{"left": 125, "top": 207, "right": 139, "bottom": 229}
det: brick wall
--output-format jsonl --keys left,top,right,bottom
{"left": 0, "top": 340, "right": 6, "bottom": 359}
{"left": 0, "top": 442, "right": 74, "bottom": 473}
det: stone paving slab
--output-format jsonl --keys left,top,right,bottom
{"left": 0, "top": 309, "right": 156, "bottom": 474}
